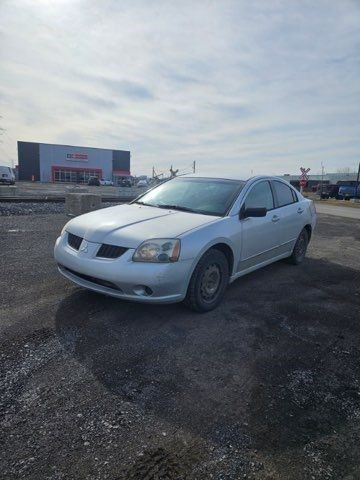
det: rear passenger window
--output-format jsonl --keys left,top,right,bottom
{"left": 273, "top": 181, "right": 295, "bottom": 207}
{"left": 245, "top": 181, "right": 274, "bottom": 210}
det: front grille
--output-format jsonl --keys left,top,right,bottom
{"left": 68, "top": 233, "right": 83, "bottom": 250}
{"left": 60, "top": 265, "right": 122, "bottom": 291}
{"left": 96, "top": 244, "right": 128, "bottom": 259}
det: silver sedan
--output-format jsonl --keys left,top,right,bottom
{"left": 54, "top": 175, "right": 316, "bottom": 311}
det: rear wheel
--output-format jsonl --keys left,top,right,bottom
{"left": 287, "top": 228, "right": 308, "bottom": 265}
{"left": 185, "top": 249, "right": 229, "bottom": 312}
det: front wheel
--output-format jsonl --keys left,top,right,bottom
{"left": 185, "top": 248, "right": 229, "bottom": 312}
{"left": 287, "top": 229, "right": 309, "bottom": 265}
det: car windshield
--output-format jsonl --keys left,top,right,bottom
{"left": 134, "top": 177, "right": 245, "bottom": 216}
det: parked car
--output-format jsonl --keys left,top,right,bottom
{"left": 328, "top": 185, "right": 341, "bottom": 199}
{"left": 338, "top": 185, "right": 360, "bottom": 200}
{"left": 88, "top": 177, "right": 100, "bottom": 186}
{"left": 99, "top": 178, "right": 114, "bottom": 186}
{"left": 137, "top": 179, "right": 148, "bottom": 188}
{"left": 317, "top": 184, "right": 342, "bottom": 199}
{"left": 55, "top": 175, "right": 317, "bottom": 312}
{"left": 319, "top": 190, "right": 330, "bottom": 199}
{"left": 119, "top": 178, "right": 132, "bottom": 187}
{"left": 0, "top": 165, "right": 15, "bottom": 185}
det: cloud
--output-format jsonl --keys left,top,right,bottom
{"left": 101, "top": 79, "right": 154, "bottom": 100}
{"left": 74, "top": 72, "right": 154, "bottom": 100}
{"left": 0, "top": 0, "right": 359, "bottom": 176}
{"left": 75, "top": 92, "right": 119, "bottom": 110}
{"left": 213, "top": 103, "right": 253, "bottom": 120}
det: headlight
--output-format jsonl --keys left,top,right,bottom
{"left": 133, "top": 239, "right": 181, "bottom": 263}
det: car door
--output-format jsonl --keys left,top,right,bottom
{"left": 237, "top": 180, "right": 281, "bottom": 272}
{"left": 271, "top": 180, "right": 302, "bottom": 253}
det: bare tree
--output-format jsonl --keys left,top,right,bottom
{"left": 170, "top": 165, "right": 179, "bottom": 177}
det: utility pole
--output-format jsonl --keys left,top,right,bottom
{"left": 356, "top": 161, "right": 360, "bottom": 198}
{"left": 320, "top": 162, "right": 324, "bottom": 198}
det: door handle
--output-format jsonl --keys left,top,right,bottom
{"left": 272, "top": 215, "right": 280, "bottom": 222}
{"left": 297, "top": 208, "right": 304, "bottom": 214}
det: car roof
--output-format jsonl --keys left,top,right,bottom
{"left": 179, "top": 173, "right": 289, "bottom": 184}
{"left": 179, "top": 173, "right": 246, "bottom": 181}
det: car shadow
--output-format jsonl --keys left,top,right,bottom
{"left": 54, "top": 257, "right": 360, "bottom": 453}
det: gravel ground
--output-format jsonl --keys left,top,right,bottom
{"left": 0, "top": 202, "right": 66, "bottom": 216}
{"left": 0, "top": 213, "right": 359, "bottom": 479}
{"left": 0, "top": 202, "right": 122, "bottom": 216}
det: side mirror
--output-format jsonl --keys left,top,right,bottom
{"left": 240, "top": 207, "right": 267, "bottom": 219}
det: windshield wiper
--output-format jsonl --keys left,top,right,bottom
{"left": 135, "top": 201, "right": 198, "bottom": 214}
{"left": 157, "top": 204, "right": 196, "bottom": 213}
{"left": 133, "top": 201, "right": 158, "bottom": 207}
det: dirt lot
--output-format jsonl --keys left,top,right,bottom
{"left": 1, "top": 212, "right": 359, "bottom": 480}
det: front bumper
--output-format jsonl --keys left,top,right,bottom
{"left": 54, "top": 234, "right": 194, "bottom": 304}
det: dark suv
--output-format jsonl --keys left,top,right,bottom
{"left": 88, "top": 177, "right": 100, "bottom": 186}
{"left": 119, "top": 178, "right": 132, "bottom": 187}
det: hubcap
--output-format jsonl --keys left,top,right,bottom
{"left": 200, "top": 263, "right": 221, "bottom": 302}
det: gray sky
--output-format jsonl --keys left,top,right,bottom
{"left": 1, "top": 0, "right": 359, "bottom": 177}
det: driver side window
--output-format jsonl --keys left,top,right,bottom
{"left": 244, "top": 181, "right": 274, "bottom": 210}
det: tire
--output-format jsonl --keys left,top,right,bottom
{"left": 287, "top": 229, "right": 309, "bottom": 265}
{"left": 185, "top": 248, "right": 229, "bottom": 312}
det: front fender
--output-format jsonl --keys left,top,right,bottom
{"left": 179, "top": 216, "right": 241, "bottom": 290}
{"left": 182, "top": 237, "right": 237, "bottom": 295}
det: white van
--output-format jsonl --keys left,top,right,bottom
{"left": 0, "top": 166, "right": 15, "bottom": 185}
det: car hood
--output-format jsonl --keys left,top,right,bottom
{"left": 66, "top": 203, "right": 220, "bottom": 248}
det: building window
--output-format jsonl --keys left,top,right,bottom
{"left": 52, "top": 167, "right": 102, "bottom": 183}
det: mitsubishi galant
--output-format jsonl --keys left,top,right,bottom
{"left": 54, "top": 175, "right": 316, "bottom": 312}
